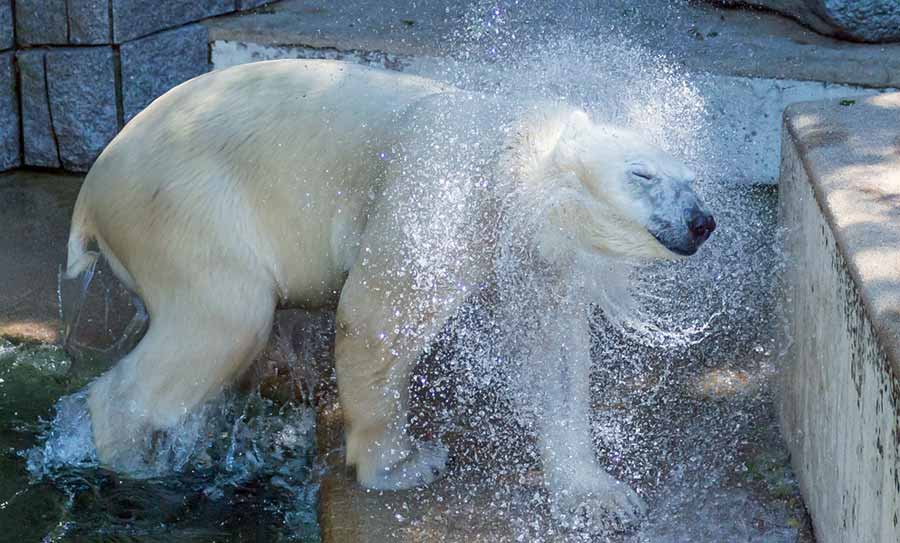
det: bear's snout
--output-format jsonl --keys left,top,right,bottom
{"left": 688, "top": 210, "right": 716, "bottom": 244}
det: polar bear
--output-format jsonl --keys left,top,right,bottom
{"left": 64, "top": 59, "right": 714, "bottom": 529}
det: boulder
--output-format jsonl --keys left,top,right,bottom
{"left": 710, "top": 1, "right": 900, "bottom": 43}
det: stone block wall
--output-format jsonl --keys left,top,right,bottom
{"left": 3, "top": 0, "right": 277, "bottom": 174}
{"left": 1, "top": 1, "right": 19, "bottom": 171}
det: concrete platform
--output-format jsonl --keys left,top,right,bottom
{"left": 779, "top": 93, "right": 900, "bottom": 542}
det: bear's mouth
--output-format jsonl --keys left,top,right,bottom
{"left": 651, "top": 232, "right": 698, "bottom": 256}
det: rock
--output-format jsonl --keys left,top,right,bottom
{"left": 17, "top": 50, "right": 61, "bottom": 168}
{"left": 0, "top": 0, "right": 13, "bottom": 50}
{"left": 0, "top": 51, "right": 19, "bottom": 171}
{"left": 120, "top": 24, "right": 210, "bottom": 122}
{"left": 68, "top": 0, "right": 112, "bottom": 44}
{"left": 709, "top": 0, "right": 900, "bottom": 43}
{"left": 14, "top": 0, "right": 68, "bottom": 45}
{"left": 111, "top": 0, "right": 233, "bottom": 43}
{"left": 45, "top": 47, "right": 119, "bottom": 171}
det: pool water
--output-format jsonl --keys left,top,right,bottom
{"left": 0, "top": 339, "right": 320, "bottom": 543}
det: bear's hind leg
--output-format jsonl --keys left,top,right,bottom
{"left": 86, "top": 281, "right": 276, "bottom": 472}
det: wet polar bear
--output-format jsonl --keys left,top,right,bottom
{"left": 65, "top": 60, "right": 714, "bottom": 529}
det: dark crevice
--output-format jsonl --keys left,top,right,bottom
{"left": 112, "top": 45, "right": 123, "bottom": 128}
{"left": 13, "top": 53, "right": 24, "bottom": 167}
{"left": 41, "top": 53, "right": 63, "bottom": 167}
{"left": 107, "top": 0, "right": 115, "bottom": 43}
{"left": 9, "top": 0, "right": 17, "bottom": 48}
{"left": 64, "top": 0, "right": 71, "bottom": 43}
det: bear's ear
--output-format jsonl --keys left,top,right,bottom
{"left": 553, "top": 110, "right": 594, "bottom": 177}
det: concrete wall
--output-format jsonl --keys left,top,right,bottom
{"left": 4, "top": 0, "right": 277, "bottom": 174}
{"left": 779, "top": 94, "right": 900, "bottom": 542}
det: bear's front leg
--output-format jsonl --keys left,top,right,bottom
{"left": 530, "top": 313, "right": 647, "bottom": 532}
{"left": 334, "top": 275, "right": 456, "bottom": 491}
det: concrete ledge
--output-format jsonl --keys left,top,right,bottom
{"left": 779, "top": 93, "right": 900, "bottom": 542}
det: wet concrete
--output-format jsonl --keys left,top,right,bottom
{"left": 0, "top": 171, "right": 82, "bottom": 344}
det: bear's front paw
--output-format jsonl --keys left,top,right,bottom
{"left": 549, "top": 475, "right": 647, "bottom": 533}
{"left": 355, "top": 440, "right": 449, "bottom": 491}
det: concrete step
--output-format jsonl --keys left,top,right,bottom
{"left": 779, "top": 92, "right": 900, "bottom": 543}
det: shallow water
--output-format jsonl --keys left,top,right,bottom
{"left": 0, "top": 339, "right": 319, "bottom": 543}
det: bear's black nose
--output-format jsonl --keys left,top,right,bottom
{"left": 688, "top": 212, "right": 716, "bottom": 242}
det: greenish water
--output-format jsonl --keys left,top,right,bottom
{"left": 0, "top": 339, "right": 320, "bottom": 543}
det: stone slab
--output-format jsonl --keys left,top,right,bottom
{"left": 779, "top": 93, "right": 900, "bottom": 542}
{"left": 0, "top": 51, "right": 18, "bottom": 171}
{"left": 68, "top": 0, "right": 113, "bottom": 44}
{"left": 111, "top": 0, "right": 233, "bottom": 43}
{"left": 0, "top": 0, "right": 13, "bottom": 50}
{"left": 17, "top": 50, "right": 61, "bottom": 168}
{"left": 120, "top": 24, "right": 210, "bottom": 122}
{"left": 45, "top": 47, "right": 118, "bottom": 172}
{"left": 15, "top": 0, "right": 68, "bottom": 45}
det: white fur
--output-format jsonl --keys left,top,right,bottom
{"left": 67, "top": 59, "right": 700, "bottom": 530}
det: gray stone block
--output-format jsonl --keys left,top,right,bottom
{"left": 69, "top": 0, "right": 113, "bottom": 44}
{"left": 0, "top": 51, "right": 19, "bottom": 171}
{"left": 237, "top": 0, "right": 272, "bottom": 10}
{"left": 17, "top": 50, "right": 60, "bottom": 168}
{"left": 111, "top": 0, "right": 233, "bottom": 43}
{"left": 15, "top": 0, "right": 68, "bottom": 45}
{"left": 46, "top": 47, "right": 118, "bottom": 171}
{"left": 120, "top": 24, "right": 210, "bottom": 122}
{"left": 0, "top": 0, "right": 13, "bottom": 50}
{"left": 709, "top": 0, "right": 900, "bottom": 43}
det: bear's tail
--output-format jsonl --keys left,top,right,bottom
{"left": 60, "top": 193, "right": 100, "bottom": 352}
{"left": 64, "top": 192, "right": 99, "bottom": 280}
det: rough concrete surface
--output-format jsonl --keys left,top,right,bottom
{"left": 14, "top": 0, "right": 68, "bottom": 45}
{"left": 45, "top": 47, "right": 118, "bottom": 171}
{"left": 120, "top": 24, "right": 210, "bottom": 122}
{"left": 0, "top": 0, "right": 13, "bottom": 50}
{"left": 17, "top": 49, "right": 61, "bottom": 168}
{"left": 779, "top": 93, "right": 900, "bottom": 542}
{"left": 0, "top": 51, "right": 19, "bottom": 171}
{"left": 111, "top": 0, "right": 233, "bottom": 43}
{"left": 68, "top": 0, "right": 113, "bottom": 45}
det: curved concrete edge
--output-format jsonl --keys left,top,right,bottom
{"left": 778, "top": 93, "right": 900, "bottom": 542}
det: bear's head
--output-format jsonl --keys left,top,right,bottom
{"left": 542, "top": 111, "right": 715, "bottom": 261}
